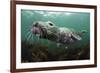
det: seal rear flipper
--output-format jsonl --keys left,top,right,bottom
{"left": 71, "top": 33, "right": 82, "bottom": 41}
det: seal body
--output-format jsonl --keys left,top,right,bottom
{"left": 31, "top": 21, "right": 86, "bottom": 45}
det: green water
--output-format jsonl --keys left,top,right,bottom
{"left": 21, "top": 9, "right": 90, "bottom": 62}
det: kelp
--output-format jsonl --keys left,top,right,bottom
{"left": 21, "top": 40, "right": 90, "bottom": 63}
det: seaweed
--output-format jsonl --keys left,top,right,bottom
{"left": 21, "top": 40, "right": 90, "bottom": 63}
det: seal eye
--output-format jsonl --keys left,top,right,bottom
{"left": 49, "top": 23, "right": 53, "bottom": 26}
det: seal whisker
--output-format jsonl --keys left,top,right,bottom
{"left": 27, "top": 32, "right": 32, "bottom": 41}
{"left": 25, "top": 31, "right": 31, "bottom": 39}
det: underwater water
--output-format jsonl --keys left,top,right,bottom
{"left": 21, "top": 9, "right": 90, "bottom": 63}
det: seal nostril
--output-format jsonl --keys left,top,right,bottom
{"left": 33, "top": 22, "right": 39, "bottom": 27}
